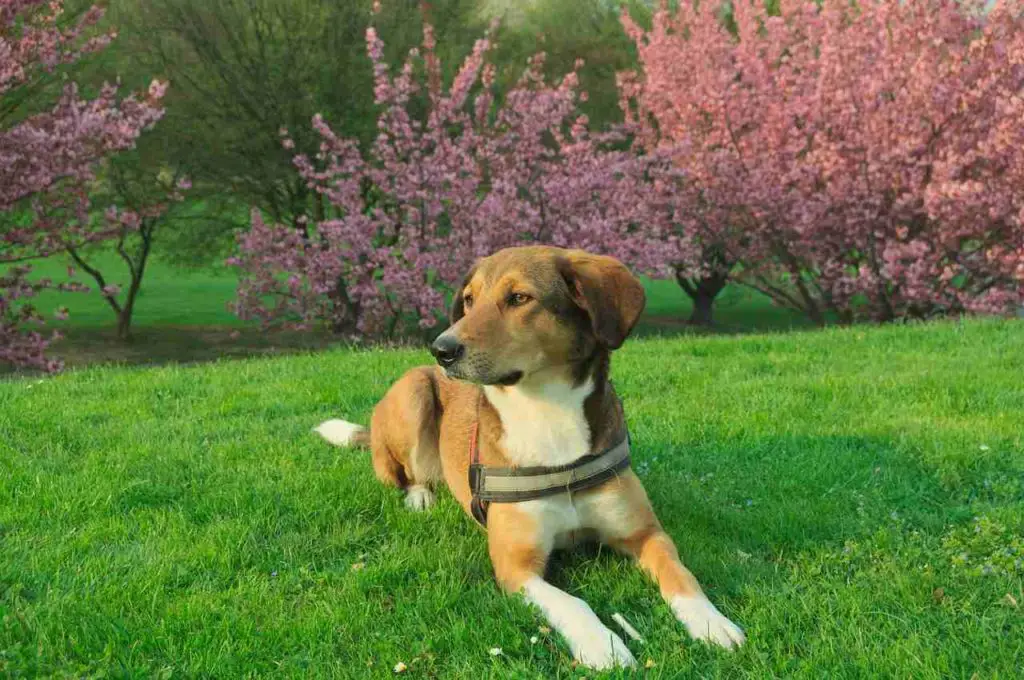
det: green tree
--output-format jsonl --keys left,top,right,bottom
{"left": 479, "top": 0, "right": 649, "bottom": 129}
{"left": 109, "top": 0, "right": 481, "bottom": 234}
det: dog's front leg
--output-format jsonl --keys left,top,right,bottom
{"left": 613, "top": 526, "right": 746, "bottom": 649}
{"left": 486, "top": 506, "right": 636, "bottom": 670}
{"left": 590, "top": 473, "right": 746, "bottom": 649}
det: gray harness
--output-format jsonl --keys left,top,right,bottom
{"left": 467, "top": 411, "right": 632, "bottom": 526}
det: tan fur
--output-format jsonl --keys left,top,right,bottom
{"left": 367, "top": 366, "right": 440, "bottom": 488}
{"left": 486, "top": 504, "right": 548, "bottom": 592}
{"left": 613, "top": 528, "right": 703, "bottom": 600}
{"left": 320, "top": 246, "right": 744, "bottom": 667}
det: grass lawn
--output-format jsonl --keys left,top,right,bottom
{"left": 2, "top": 319, "right": 1022, "bottom": 677}
{"left": 20, "top": 253, "right": 809, "bottom": 368}
{"left": 28, "top": 252, "right": 245, "bottom": 329}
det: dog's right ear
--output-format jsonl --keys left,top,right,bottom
{"left": 450, "top": 262, "right": 479, "bottom": 324}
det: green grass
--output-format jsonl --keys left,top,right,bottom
{"left": 2, "top": 319, "right": 1022, "bottom": 677}
{"left": 28, "top": 252, "right": 244, "bottom": 328}
{"left": 28, "top": 251, "right": 803, "bottom": 333}
{"left": 640, "top": 278, "right": 810, "bottom": 335}
{"left": 21, "top": 253, "right": 808, "bottom": 368}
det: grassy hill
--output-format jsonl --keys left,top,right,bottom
{"left": 1, "top": 319, "right": 1022, "bottom": 677}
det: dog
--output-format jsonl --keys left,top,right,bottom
{"left": 316, "top": 246, "right": 744, "bottom": 669}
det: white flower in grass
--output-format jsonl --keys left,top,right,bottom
{"left": 488, "top": 647, "right": 503, "bottom": 656}
{"left": 530, "top": 636, "right": 539, "bottom": 644}
{"left": 393, "top": 661, "right": 407, "bottom": 673}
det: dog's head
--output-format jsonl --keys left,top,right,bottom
{"left": 430, "top": 246, "right": 645, "bottom": 386}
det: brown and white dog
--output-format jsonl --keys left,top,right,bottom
{"left": 316, "top": 246, "right": 744, "bottom": 669}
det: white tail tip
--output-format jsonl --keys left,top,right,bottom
{"left": 314, "top": 419, "right": 366, "bottom": 447}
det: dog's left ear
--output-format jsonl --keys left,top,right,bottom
{"left": 450, "top": 261, "right": 479, "bottom": 324}
{"left": 558, "top": 251, "right": 646, "bottom": 350}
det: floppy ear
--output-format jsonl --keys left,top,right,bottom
{"left": 449, "top": 262, "right": 479, "bottom": 324}
{"left": 558, "top": 251, "right": 646, "bottom": 350}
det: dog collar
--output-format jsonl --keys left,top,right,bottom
{"left": 467, "top": 414, "right": 632, "bottom": 527}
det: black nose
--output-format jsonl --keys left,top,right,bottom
{"left": 430, "top": 334, "right": 465, "bottom": 367}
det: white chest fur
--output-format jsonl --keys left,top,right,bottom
{"left": 484, "top": 377, "right": 594, "bottom": 468}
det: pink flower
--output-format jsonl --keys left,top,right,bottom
{"left": 2, "top": 0, "right": 164, "bottom": 371}
{"left": 227, "top": 1, "right": 1024, "bottom": 340}
{"left": 620, "top": 0, "right": 1024, "bottom": 322}
{"left": 230, "top": 17, "right": 667, "bottom": 335}
{"left": 148, "top": 79, "right": 168, "bottom": 100}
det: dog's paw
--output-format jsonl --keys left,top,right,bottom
{"left": 572, "top": 625, "right": 637, "bottom": 670}
{"left": 403, "top": 485, "right": 435, "bottom": 512}
{"left": 670, "top": 595, "right": 746, "bottom": 649}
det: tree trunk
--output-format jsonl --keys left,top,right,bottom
{"left": 115, "top": 276, "right": 142, "bottom": 341}
{"left": 676, "top": 269, "right": 728, "bottom": 327}
{"left": 689, "top": 286, "right": 716, "bottom": 326}
{"left": 116, "top": 308, "right": 133, "bottom": 341}
{"left": 328, "top": 277, "right": 360, "bottom": 335}
{"left": 114, "top": 228, "right": 152, "bottom": 342}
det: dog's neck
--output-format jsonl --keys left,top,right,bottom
{"left": 484, "top": 355, "right": 612, "bottom": 468}
{"left": 484, "top": 376, "right": 594, "bottom": 468}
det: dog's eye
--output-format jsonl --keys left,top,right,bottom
{"left": 506, "top": 292, "right": 531, "bottom": 307}
{"left": 463, "top": 293, "right": 474, "bottom": 309}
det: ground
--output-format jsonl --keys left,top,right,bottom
{"left": 22, "top": 252, "right": 810, "bottom": 368}
{"left": 1, "top": 318, "right": 1021, "bottom": 677}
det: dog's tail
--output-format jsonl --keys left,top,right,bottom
{"left": 314, "top": 419, "right": 370, "bottom": 448}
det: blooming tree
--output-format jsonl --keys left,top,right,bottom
{"left": 66, "top": 163, "right": 191, "bottom": 341}
{"left": 621, "top": 0, "right": 1024, "bottom": 324}
{"left": 1, "top": 0, "right": 164, "bottom": 370}
{"left": 232, "top": 20, "right": 666, "bottom": 336}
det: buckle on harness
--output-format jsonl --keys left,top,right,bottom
{"left": 468, "top": 463, "right": 483, "bottom": 493}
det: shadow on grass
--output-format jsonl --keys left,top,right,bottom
{"left": 539, "top": 430, "right": 1009, "bottom": 594}
{"left": 632, "top": 314, "right": 813, "bottom": 339}
{"left": 44, "top": 325, "right": 346, "bottom": 370}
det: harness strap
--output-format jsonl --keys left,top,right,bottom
{"left": 466, "top": 391, "right": 631, "bottom": 527}
{"left": 468, "top": 415, "right": 489, "bottom": 525}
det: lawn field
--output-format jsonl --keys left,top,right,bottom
{"left": 28, "top": 253, "right": 805, "bottom": 332}
{"left": 28, "top": 252, "right": 246, "bottom": 329}
{"left": 1, "top": 319, "right": 1022, "bottom": 677}
{"left": 21, "top": 253, "right": 809, "bottom": 368}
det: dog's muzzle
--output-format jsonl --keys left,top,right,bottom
{"left": 430, "top": 333, "right": 464, "bottom": 368}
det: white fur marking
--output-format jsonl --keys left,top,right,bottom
{"left": 404, "top": 484, "right": 435, "bottom": 512}
{"left": 314, "top": 419, "right": 365, "bottom": 447}
{"left": 522, "top": 576, "right": 636, "bottom": 669}
{"left": 484, "top": 377, "right": 594, "bottom": 468}
{"left": 670, "top": 595, "right": 746, "bottom": 649}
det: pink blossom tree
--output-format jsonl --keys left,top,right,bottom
{"left": 65, "top": 162, "right": 191, "bottom": 341}
{"left": 621, "top": 0, "right": 1024, "bottom": 324}
{"left": 1, "top": 0, "right": 164, "bottom": 370}
{"left": 231, "top": 20, "right": 668, "bottom": 336}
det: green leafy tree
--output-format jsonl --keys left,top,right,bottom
{"left": 479, "top": 0, "right": 649, "bottom": 129}
{"left": 111, "top": 0, "right": 481, "bottom": 233}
